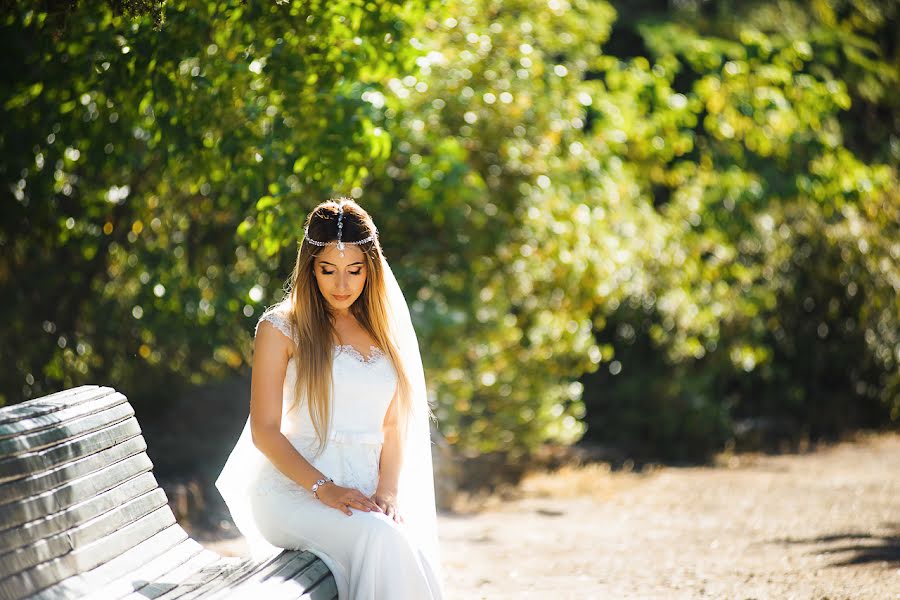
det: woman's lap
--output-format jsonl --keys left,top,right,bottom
{"left": 250, "top": 489, "right": 415, "bottom": 562}
{"left": 250, "top": 489, "right": 442, "bottom": 599}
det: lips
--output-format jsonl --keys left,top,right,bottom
{"left": 333, "top": 294, "right": 351, "bottom": 301}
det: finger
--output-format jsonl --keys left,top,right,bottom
{"left": 366, "top": 493, "right": 385, "bottom": 512}
{"left": 356, "top": 497, "right": 383, "bottom": 512}
{"left": 359, "top": 497, "right": 383, "bottom": 512}
{"left": 346, "top": 498, "right": 370, "bottom": 512}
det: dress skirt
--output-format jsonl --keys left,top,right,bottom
{"left": 247, "top": 431, "right": 443, "bottom": 600}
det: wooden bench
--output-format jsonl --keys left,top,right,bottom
{"left": 0, "top": 385, "right": 337, "bottom": 599}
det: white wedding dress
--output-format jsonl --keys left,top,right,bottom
{"left": 245, "top": 310, "right": 443, "bottom": 600}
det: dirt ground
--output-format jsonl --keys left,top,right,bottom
{"left": 203, "top": 431, "right": 900, "bottom": 599}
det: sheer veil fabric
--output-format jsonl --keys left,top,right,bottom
{"left": 214, "top": 253, "right": 443, "bottom": 585}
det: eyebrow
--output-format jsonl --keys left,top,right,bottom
{"left": 318, "top": 261, "right": 365, "bottom": 267}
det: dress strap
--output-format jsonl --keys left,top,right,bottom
{"left": 256, "top": 309, "right": 297, "bottom": 342}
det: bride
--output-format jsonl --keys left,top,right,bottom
{"left": 216, "top": 199, "right": 444, "bottom": 599}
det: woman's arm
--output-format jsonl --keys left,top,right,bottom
{"left": 374, "top": 385, "right": 404, "bottom": 521}
{"left": 249, "top": 320, "right": 326, "bottom": 491}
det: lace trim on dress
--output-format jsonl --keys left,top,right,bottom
{"left": 334, "top": 344, "right": 385, "bottom": 365}
{"left": 256, "top": 310, "right": 296, "bottom": 342}
{"left": 256, "top": 312, "right": 388, "bottom": 368}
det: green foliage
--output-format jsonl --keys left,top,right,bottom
{"left": 364, "top": 0, "right": 623, "bottom": 456}
{"left": 580, "top": 0, "right": 899, "bottom": 458}
{"left": 0, "top": 0, "right": 423, "bottom": 409}
{"left": 2, "top": 0, "right": 896, "bottom": 463}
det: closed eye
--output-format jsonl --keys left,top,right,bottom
{"left": 321, "top": 270, "right": 363, "bottom": 275}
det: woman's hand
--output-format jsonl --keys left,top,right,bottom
{"left": 316, "top": 482, "right": 385, "bottom": 516}
{"left": 372, "top": 489, "right": 404, "bottom": 523}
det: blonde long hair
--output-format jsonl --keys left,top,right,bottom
{"left": 269, "top": 199, "right": 413, "bottom": 456}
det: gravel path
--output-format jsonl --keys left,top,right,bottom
{"left": 202, "top": 432, "right": 899, "bottom": 598}
{"left": 438, "top": 432, "right": 899, "bottom": 599}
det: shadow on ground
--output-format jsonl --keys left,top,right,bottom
{"left": 774, "top": 523, "right": 900, "bottom": 568}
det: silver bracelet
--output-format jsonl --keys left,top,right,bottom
{"left": 311, "top": 476, "right": 333, "bottom": 499}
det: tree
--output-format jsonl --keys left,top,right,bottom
{"left": 0, "top": 0, "right": 423, "bottom": 412}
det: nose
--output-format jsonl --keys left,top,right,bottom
{"left": 336, "top": 271, "right": 351, "bottom": 292}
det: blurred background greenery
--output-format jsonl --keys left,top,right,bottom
{"left": 2, "top": 0, "right": 897, "bottom": 502}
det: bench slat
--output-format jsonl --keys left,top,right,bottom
{"left": 0, "top": 488, "right": 168, "bottom": 578}
{"left": 87, "top": 540, "right": 218, "bottom": 600}
{"left": 0, "top": 387, "right": 115, "bottom": 427}
{"left": 30, "top": 523, "right": 192, "bottom": 600}
{"left": 119, "top": 550, "right": 236, "bottom": 600}
{"left": 178, "top": 552, "right": 319, "bottom": 600}
{"left": 0, "top": 418, "right": 143, "bottom": 483}
{"left": 0, "top": 453, "right": 155, "bottom": 536}
{"left": 0, "top": 505, "right": 178, "bottom": 599}
{"left": 117, "top": 548, "right": 225, "bottom": 600}
{"left": 0, "top": 390, "right": 129, "bottom": 441}
{"left": 306, "top": 575, "right": 339, "bottom": 600}
{"left": 149, "top": 553, "right": 286, "bottom": 600}
{"left": 218, "top": 554, "right": 336, "bottom": 600}
{"left": 148, "top": 552, "right": 309, "bottom": 600}
{"left": 288, "top": 560, "right": 337, "bottom": 600}
{"left": 0, "top": 470, "right": 159, "bottom": 554}
{"left": 0, "top": 435, "right": 147, "bottom": 506}
{"left": 0, "top": 401, "right": 134, "bottom": 456}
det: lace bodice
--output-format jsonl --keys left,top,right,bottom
{"left": 253, "top": 308, "right": 397, "bottom": 497}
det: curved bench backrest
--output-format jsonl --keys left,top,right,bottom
{"left": 0, "top": 385, "right": 180, "bottom": 599}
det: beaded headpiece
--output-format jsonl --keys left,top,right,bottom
{"left": 302, "top": 201, "right": 377, "bottom": 257}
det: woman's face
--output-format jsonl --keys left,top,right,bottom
{"left": 313, "top": 244, "right": 367, "bottom": 312}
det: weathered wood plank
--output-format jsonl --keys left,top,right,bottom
{"left": 0, "top": 418, "right": 143, "bottom": 483}
{"left": 0, "top": 505, "right": 178, "bottom": 599}
{"left": 143, "top": 558, "right": 246, "bottom": 600}
{"left": 190, "top": 552, "right": 319, "bottom": 600}
{"left": 150, "top": 552, "right": 298, "bottom": 600}
{"left": 0, "top": 435, "right": 147, "bottom": 506}
{"left": 290, "top": 559, "right": 338, "bottom": 600}
{"left": 0, "top": 386, "right": 116, "bottom": 427}
{"left": 0, "top": 488, "right": 169, "bottom": 579}
{"left": 304, "top": 575, "right": 339, "bottom": 600}
{"left": 216, "top": 554, "right": 334, "bottom": 600}
{"left": 0, "top": 454, "right": 155, "bottom": 535}
{"left": 0, "top": 390, "right": 128, "bottom": 441}
{"left": 0, "top": 471, "right": 159, "bottom": 554}
{"left": 116, "top": 549, "right": 231, "bottom": 600}
{"left": 87, "top": 541, "right": 218, "bottom": 600}
{"left": 31, "top": 524, "right": 192, "bottom": 600}
{"left": 0, "top": 402, "right": 134, "bottom": 457}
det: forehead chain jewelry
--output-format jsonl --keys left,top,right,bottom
{"left": 302, "top": 201, "right": 378, "bottom": 253}
{"left": 336, "top": 203, "right": 345, "bottom": 257}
